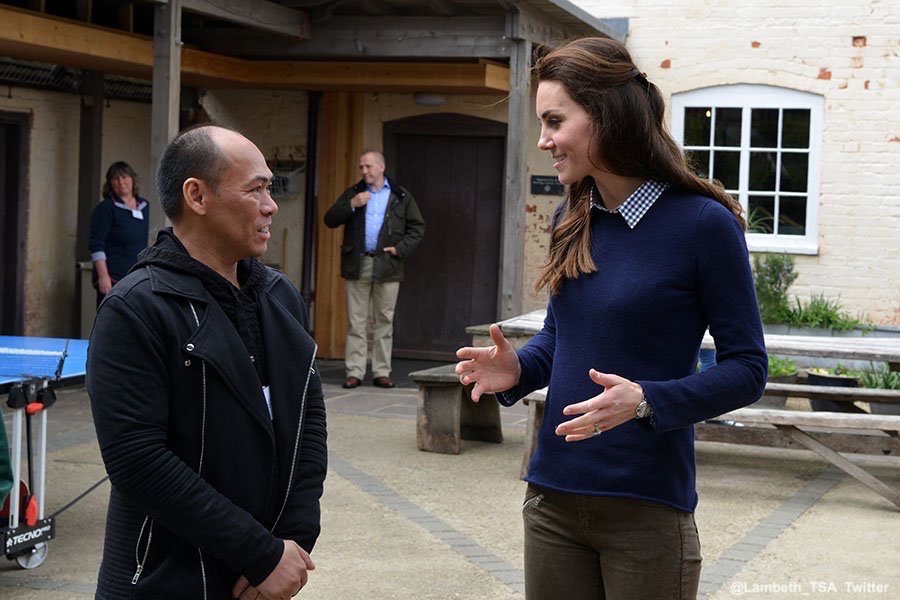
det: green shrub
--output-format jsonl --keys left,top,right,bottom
{"left": 753, "top": 254, "right": 797, "bottom": 324}
{"left": 752, "top": 254, "right": 872, "bottom": 330}
{"left": 768, "top": 355, "right": 797, "bottom": 377}
{"left": 858, "top": 364, "right": 900, "bottom": 390}
{"left": 784, "top": 294, "right": 867, "bottom": 331}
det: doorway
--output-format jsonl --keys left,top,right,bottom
{"left": 385, "top": 113, "right": 506, "bottom": 360}
{"left": 0, "top": 112, "right": 28, "bottom": 336}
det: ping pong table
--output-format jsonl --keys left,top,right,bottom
{"left": 0, "top": 335, "right": 89, "bottom": 568}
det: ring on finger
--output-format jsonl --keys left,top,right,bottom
{"left": 591, "top": 422, "right": 602, "bottom": 437}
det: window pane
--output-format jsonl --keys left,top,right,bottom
{"left": 782, "top": 109, "right": 810, "bottom": 149}
{"left": 780, "top": 153, "right": 809, "bottom": 192}
{"left": 749, "top": 151, "right": 777, "bottom": 191}
{"left": 778, "top": 196, "right": 807, "bottom": 236}
{"left": 748, "top": 196, "right": 775, "bottom": 234}
{"left": 684, "top": 107, "right": 712, "bottom": 146}
{"left": 714, "top": 107, "right": 742, "bottom": 147}
{"left": 750, "top": 108, "right": 779, "bottom": 147}
{"left": 712, "top": 150, "right": 739, "bottom": 189}
{"left": 686, "top": 150, "right": 710, "bottom": 178}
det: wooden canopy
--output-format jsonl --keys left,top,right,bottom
{"left": 0, "top": 0, "right": 626, "bottom": 354}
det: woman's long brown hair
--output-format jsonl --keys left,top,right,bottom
{"left": 534, "top": 37, "right": 745, "bottom": 295}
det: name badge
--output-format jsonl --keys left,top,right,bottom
{"left": 131, "top": 209, "right": 144, "bottom": 220}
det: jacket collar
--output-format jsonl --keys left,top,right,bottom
{"left": 147, "top": 265, "right": 209, "bottom": 303}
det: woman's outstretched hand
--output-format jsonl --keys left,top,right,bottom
{"left": 455, "top": 324, "right": 521, "bottom": 402}
{"left": 555, "top": 369, "right": 644, "bottom": 441}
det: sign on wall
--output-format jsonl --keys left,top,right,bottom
{"left": 530, "top": 175, "right": 564, "bottom": 196}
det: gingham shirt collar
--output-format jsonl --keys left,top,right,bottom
{"left": 590, "top": 180, "right": 669, "bottom": 229}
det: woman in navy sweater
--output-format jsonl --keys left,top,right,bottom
{"left": 88, "top": 161, "right": 150, "bottom": 306}
{"left": 456, "top": 38, "right": 767, "bottom": 599}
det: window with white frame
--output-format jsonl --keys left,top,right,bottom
{"left": 671, "top": 85, "right": 823, "bottom": 254}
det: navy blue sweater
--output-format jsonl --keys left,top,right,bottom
{"left": 506, "top": 188, "right": 767, "bottom": 512}
{"left": 88, "top": 196, "right": 150, "bottom": 281}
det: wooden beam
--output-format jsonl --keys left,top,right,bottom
{"left": 696, "top": 422, "right": 900, "bottom": 456}
{"left": 759, "top": 382, "right": 900, "bottom": 404}
{"left": 0, "top": 7, "right": 508, "bottom": 93}
{"left": 150, "top": 0, "right": 181, "bottom": 234}
{"left": 243, "top": 60, "right": 509, "bottom": 93}
{"left": 530, "top": 0, "right": 628, "bottom": 42}
{"left": 427, "top": 0, "right": 459, "bottom": 17}
{"left": 499, "top": 34, "right": 530, "bottom": 319}
{"left": 189, "top": 16, "right": 510, "bottom": 59}
{"left": 357, "top": 0, "right": 391, "bottom": 15}
{"left": 778, "top": 425, "right": 900, "bottom": 509}
{"left": 146, "top": 0, "right": 308, "bottom": 39}
{"left": 508, "top": 2, "right": 583, "bottom": 46}
{"left": 76, "top": 71, "right": 104, "bottom": 263}
{"left": 723, "top": 408, "right": 900, "bottom": 432}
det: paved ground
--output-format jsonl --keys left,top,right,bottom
{"left": 2, "top": 359, "right": 899, "bottom": 599}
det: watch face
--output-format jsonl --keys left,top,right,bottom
{"left": 636, "top": 401, "right": 650, "bottom": 418}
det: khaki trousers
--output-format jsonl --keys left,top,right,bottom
{"left": 523, "top": 484, "right": 702, "bottom": 600}
{"left": 344, "top": 256, "right": 400, "bottom": 379}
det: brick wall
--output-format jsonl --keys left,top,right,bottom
{"left": 533, "top": 1, "right": 900, "bottom": 325}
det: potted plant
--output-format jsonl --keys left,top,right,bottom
{"left": 806, "top": 365, "right": 860, "bottom": 412}
{"left": 859, "top": 364, "right": 900, "bottom": 415}
{"left": 753, "top": 355, "right": 798, "bottom": 409}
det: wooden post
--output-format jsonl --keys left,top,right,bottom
{"left": 313, "top": 92, "right": 365, "bottom": 359}
{"left": 75, "top": 71, "right": 104, "bottom": 263}
{"left": 499, "top": 34, "right": 530, "bottom": 319}
{"left": 149, "top": 0, "right": 181, "bottom": 236}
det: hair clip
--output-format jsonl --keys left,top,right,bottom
{"left": 631, "top": 69, "right": 649, "bottom": 87}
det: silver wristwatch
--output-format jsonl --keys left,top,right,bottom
{"left": 635, "top": 392, "right": 653, "bottom": 419}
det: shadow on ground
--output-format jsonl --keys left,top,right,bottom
{"left": 315, "top": 357, "right": 450, "bottom": 389}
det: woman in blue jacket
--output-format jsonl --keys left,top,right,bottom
{"left": 88, "top": 161, "right": 150, "bottom": 306}
{"left": 456, "top": 38, "right": 767, "bottom": 599}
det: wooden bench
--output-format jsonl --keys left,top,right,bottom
{"left": 520, "top": 385, "right": 900, "bottom": 509}
{"left": 409, "top": 364, "right": 502, "bottom": 454}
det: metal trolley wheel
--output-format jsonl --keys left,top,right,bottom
{"left": 14, "top": 542, "right": 49, "bottom": 569}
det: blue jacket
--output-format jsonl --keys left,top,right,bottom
{"left": 88, "top": 195, "right": 150, "bottom": 281}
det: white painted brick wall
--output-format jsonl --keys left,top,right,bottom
{"left": 532, "top": 0, "right": 900, "bottom": 325}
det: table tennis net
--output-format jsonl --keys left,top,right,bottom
{"left": 0, "top": 347, "right": 66, "bottom": 380}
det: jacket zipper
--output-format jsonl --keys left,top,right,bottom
{"left": 270, "top": 345, "right": 317, "bottom": 530}
{"left": 190, "top": 302, "right": 209, "bottom": 600}
{"left": 131, "top": 516, "right": 154, "bottom": 585}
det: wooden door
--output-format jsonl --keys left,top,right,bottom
{"left": 1, "top": 114, "right": 28, "bottom": 336}
{"left": 386, "top": 114, "right": 505, "bottom": 360}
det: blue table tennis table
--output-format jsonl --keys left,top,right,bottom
{"left": 0, "top": 335, "right": 89, "bottom": 568}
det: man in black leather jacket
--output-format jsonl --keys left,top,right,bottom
{"left": 87, "top": 125, "right": 327, "bottom": 599}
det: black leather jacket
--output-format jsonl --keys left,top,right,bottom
{"left": 87, "top": 243, "right": 327, "bottom": 599}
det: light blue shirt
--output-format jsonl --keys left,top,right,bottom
{"left": 364, "top": 179, "right": 392, "bottom": 253}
